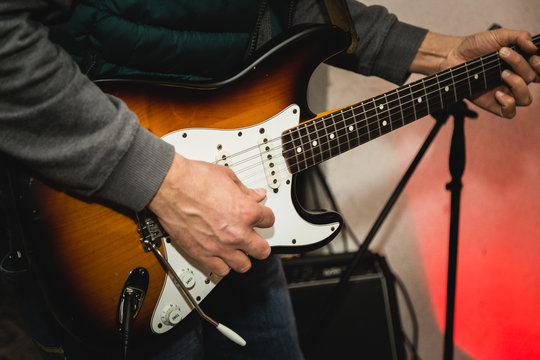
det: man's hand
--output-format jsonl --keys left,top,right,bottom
{"left": 148, "top": 154, "right": 274, "bottom": 277}
{"left": 442, "top": 29, "right": 539, "bottom": 118}
{"left": 411, "top": 29, "right": 539, "bottom": 118}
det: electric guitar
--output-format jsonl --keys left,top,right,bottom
{"left": 15, "top": 24, "right": 539, "bottom": 347}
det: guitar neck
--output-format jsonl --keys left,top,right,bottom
{"left": 282, "top": 34, "right": 540, "bottom": 174}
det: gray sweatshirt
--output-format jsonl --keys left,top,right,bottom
{"left": 0, "top": 0, "right": 427, "bottom": 212}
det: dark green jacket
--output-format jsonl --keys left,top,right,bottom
{"left": 50, "top": 0, "right": 295, "bottom": 81}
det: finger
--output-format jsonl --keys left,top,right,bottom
{"left": 204, "top": 256, "right": 232, "bottom": 277}
{"left": 530, "top": 55, "right": 540, "bottom": 82}
{"left": 495, "top": 89, "right": 516, "bottom": 118}
{"left": 501, "top": 70, "right": 532, "bottom": 106}
{"left": 492, "top": 29, "right": 537, "bottom": 53}
{"left": 251, "top": 202, "right": 275, "bottom": 228}
{"left": 499, "top": 47, "right": 538, "bottom": 84}
{"left": 220, "top": 249, "right": 253, "bottom": 274}
{"left": 243, "top": 232, "right": 271, "bottom": 260}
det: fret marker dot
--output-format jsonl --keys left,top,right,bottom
{"left": 379, "top": 104, "right": 384, "bottom": 110}
{"left": 312, "top": 140, "right": 318, "bottom": 146}
{"left": 330, "top": 133, "right": 335, "bottom": 140}
{"left": 349, "top": 126, "right": 354, "bottom": 131}
{"left": 474, "top": 74, "right": 479, "bottom": 80}
{"left": 417, "top": 97, "right": 423, "bottom": 103}
{"left": 296, "top": 147, "right": 302, "bottom": 153}
{"left": 382, "top": 120, "right": 388, "bottom": 126}
{"left": 445, "top": 86, "right": 450, "bottom": 92}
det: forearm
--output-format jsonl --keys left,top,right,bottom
{"left": 293, "top": 0, "right": 429, "bottom": 84}
{"left": 0, "top": 2, "right": 174, "bottom": 211}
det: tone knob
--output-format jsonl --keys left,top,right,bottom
{"left": 161, "top": 304, "right": 182, "bottom": 326}
{"left": 180, "top": 269, "right": 196, "bottom": 290}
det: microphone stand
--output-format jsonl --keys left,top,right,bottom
{"left": 335, "top": 101, "right": 477, "bottom": 359}
{"left": 438, "top": 102, "right": 478, "bottom": 360}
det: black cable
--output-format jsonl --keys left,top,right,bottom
{"left": 394, "top": 273, "right": 421, "bottom": 360}
{"left": 121, "top": 291, "right": 135, "bottom": 360}
{"left": 305, "top": 165, "right": 424, "bottom": 359}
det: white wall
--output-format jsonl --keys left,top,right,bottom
{"left": 305, "top": 1, "right": 540, "bottom": 359}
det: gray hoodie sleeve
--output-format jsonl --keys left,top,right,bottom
{"left": 0, "top": 1, "right": 175, "bottom": 211}
{"left": 293, "top": 0, "right": 429, "bottom": 84}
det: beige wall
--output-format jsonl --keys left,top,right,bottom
{"left": 307, "top": 1, "right": 540, "bottom": 359}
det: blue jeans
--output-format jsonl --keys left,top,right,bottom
{"left": 139, "top": 255, "right": 304, "bottom": 360}
{"left": 1, "top": 253, "right": 304, "bottom": 360}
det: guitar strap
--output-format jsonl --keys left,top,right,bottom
{"left": 322, "top": 0, "right": 358, "bottom": 54}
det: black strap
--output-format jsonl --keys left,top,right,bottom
{"left": 322, "top": 0, "right": 358, "bottom": 53}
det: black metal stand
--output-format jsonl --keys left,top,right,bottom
{"left": 439, "top": 102, "right": 478, "bottom": 360}
{"left": 337, "top": 101, "right": 477, "bottom": 359}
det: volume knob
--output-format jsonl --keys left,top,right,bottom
{"left": 161, "top": 304, "right": 182, "bottom": 326}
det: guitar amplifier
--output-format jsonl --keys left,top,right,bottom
{"left": 282, "top": 252, "right": 406, "bottom": 360}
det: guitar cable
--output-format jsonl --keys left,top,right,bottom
{"left": 150, "top": 245, "right": 247, "bottom": 347}
{"left": 121, "top": 289, "right": 135, "bottom": 360}
{"left": 303, "top": 164, "right": 421, "bottom": 359}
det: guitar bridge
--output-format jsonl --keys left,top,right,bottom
{"left": 137, "top": 209, "right": 167, "bottom": 251}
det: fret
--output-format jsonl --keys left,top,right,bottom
{"left": 330, "top": 111, "right": 346, "bottom": 156}
{"left": 290, "top": 127, "right": 306, "bottom": 172}
{"left": 464, "top": 61, "right": 473, "bottom": 98}
{"left": 361, "top": 100, "right": 378, "bottom": 140}
{"left": 467, "top": 58, "right": 487, "bottom": 96}
{"left": 374, "top": 94, "right": 392, "bottom": 136}
{"left": 434, "top": 73, "right": 444, "bottom": 110}
{"left": 307, "top": 120, "right": 322, "bottom": 166}
{"left": 485, "top": 53, "right": 504, "bottom": 89}
{"left": 280, "top": 36, "right": 539, "bottom": 174}
{"left": 386, "top": 89, "right": 402, "bottom": 131}
{"left": 342, "top": 107, "right": 360, "bottom": 150}
{"left": 354, "top": 103, "right": 371, "bottom": 144}
{"left": 281, "top": 129, "right": 298, "bottom": 174}
{"left": 335, "top": 109, "right": 350, "bottom": 153}
{"left": 398, "top": 85, "right": 415, "bottom": 125}
{"left": 424, "top": 76, "right": 443, "bottom": 114}
{"left": 438, "top": 69, "right": 456, "bottom": 109}
{"left": 410, "top": 81, "right": 429, "bottom": 120}
{"left": 421, "top": 79, "right": 431, "bottom": 115}
{"left": 324, "top": 114, "right": 337, "bottom": 159}
{"left": 299, "top": 122, "right": 315, "bottom": 169}
{"left": 315, "top": 115, "right": 331, "bottom": 163}
{"left": 452, "top": 64, "right": 471, "bottom": 100}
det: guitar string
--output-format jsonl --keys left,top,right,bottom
{"left": 214, "top": 35, "right": 540, "bottom": 171}
{"left": 230, "top": 57, "right": 507, "bottom": 184}
{"left": 233, "top": 62, "right": 506, "bottom": 186}
{"left": 221, "top": 53, "right": 504, "bottom": 173}
{"left": 228, "top": 32, "right": 539, "bottom": 167}
{"left": 213, "top": 36, "right": 539, "bottom": 186}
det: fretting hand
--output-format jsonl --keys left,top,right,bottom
{"left": 441, "top": 29, "right": 540, "bottom": 118}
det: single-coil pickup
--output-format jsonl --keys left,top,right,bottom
{"left": 258, "top": 133, "right": 281, "bottom": 189}
{"left": 215, "top": 149, "right": 232, "bottom": 167}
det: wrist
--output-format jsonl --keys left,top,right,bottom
{"left": 409, "top": 32, "right": 464, "bottom": 75}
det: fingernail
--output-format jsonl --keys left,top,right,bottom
{"left": 527, "top": 40, "right": 537, "bottom": 50}
{"left": 502, "top": 69, "right": 511, "bottom": 78}
{"left": 532, "top": 56, "right": 540, "bottom": 66}
{"left": 500, "top": 47, "right": 511, "bottom": 57}
{"left": 496, "top": 90, "right": 505, "bottom": 98}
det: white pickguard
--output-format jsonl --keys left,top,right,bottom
{"left": 150, "top": 105, "right": 340, "bottom": 334}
